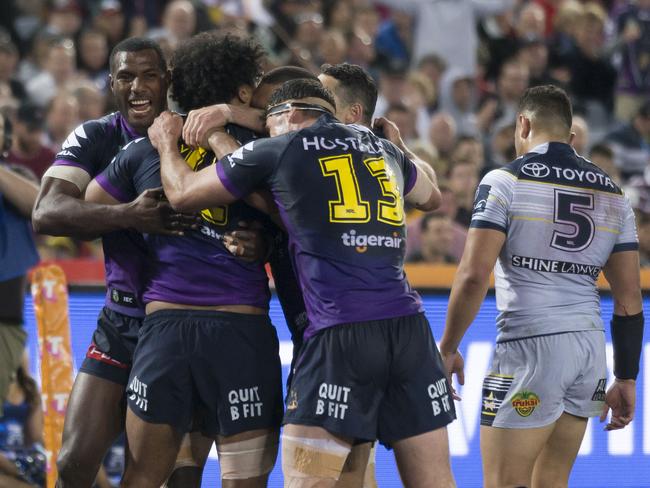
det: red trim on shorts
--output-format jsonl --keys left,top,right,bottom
{"left": 85, "top": 343, "right": 129, "bottom": 369}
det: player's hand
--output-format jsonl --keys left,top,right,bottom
{"left": 600, "top": 378, "right": 636, "bottom": 431}
{"left": 148, "top": 111, "right": 183, "bottom": 151}
{"left": 372, "top": 117, "right": 405, "bottom": 150}
{"left": 182, "top": 104, "right": 233, "bottom": 149}
{"left": 128, "top": 187, "right": 201, "bottom": 236}
{"left": 223, "top": 221, "right": 269, "bottom": 262}
{"left": 440, "top": 349, "right": 464, "bottom": 401}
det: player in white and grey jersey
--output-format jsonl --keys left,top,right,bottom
{"left": 440, "top": 85, "right": 643, "bottom": 488}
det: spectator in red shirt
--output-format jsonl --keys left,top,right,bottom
{"left": 6, "top": 103, "right": 55, "bottom": 180}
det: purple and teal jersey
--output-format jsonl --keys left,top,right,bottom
{"left": 51, "top": 112, "right": 146, "bottom": 317}
{"left": 96, "top": 133, "right": 271, "bottom": 309}
{"left": 218, "top": 115, "right": 423, "bottom": 337}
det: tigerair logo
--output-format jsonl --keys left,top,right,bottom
{"left": 511, "top": 391, "right": 540, "bottom": 417}
{"left": 341, "top": 229, "right": 404, "bottom": 253}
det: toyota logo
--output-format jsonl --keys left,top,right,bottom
{"left": 521, "top": 162, "right": 550, "bottom": 178}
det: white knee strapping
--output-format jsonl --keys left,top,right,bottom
{"left": 282, "top": 434, "right": 352, "bottom": 482}
{"left": 217, "top": 433, "right": 279, "bottom": 480}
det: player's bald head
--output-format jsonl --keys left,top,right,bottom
{"left": 518, "top": 85, "right": 572, "bottom": 138}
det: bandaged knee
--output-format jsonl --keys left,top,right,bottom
{"left": 217, "top": 432, "right": 279, "bottom": 480}
{"left": 282, "top": 434, "right": 351, "bottom": 482}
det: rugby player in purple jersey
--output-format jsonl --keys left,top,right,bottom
{"left": 31, "top": 37, "right": 201, "bottom": 487}
{"left": 85, "top": 33, "right": 284, "bottom": 487}
{"left": 152, "top": 79, "right": 457, "bottom": 488}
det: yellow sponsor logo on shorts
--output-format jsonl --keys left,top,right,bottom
{"left": 511, "top": 391, "right": 540, "bottom": 417}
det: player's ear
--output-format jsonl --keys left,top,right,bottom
{"left": 568, "top": 131, "right": 576, "bottom": 145}
{"left": 237, "top": 85, "right": 253, "bottom": 105}
{"left": 349, "top": 102, "right": 363, "bottom": 124}
{"left": 518, "top": 114, "right": 531, "bottom": 139}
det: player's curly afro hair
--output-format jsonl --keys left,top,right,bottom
{"left": 170, "top": 32, "right": 265, "bottom": 112}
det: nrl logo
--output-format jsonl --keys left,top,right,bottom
{"left": 511, "top": 391, "right": 541, "bottom": 417}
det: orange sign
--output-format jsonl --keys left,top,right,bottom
{"left": 31, "top": 264, "right": 75, "bottom": 488}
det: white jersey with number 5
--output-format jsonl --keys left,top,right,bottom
{"left": 471, "top": 142, "right": 638, "bottom": 342}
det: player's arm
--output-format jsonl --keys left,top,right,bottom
{"left": 182, "top": 104, "right": 265, "bottom": 148}
{"left": 0, "top": 164, "right": 39, "bottom": 218}
{"left": 599, "top": 248, "right": 643, "bottom": 430}
{"left": 374, "top": 116, "right": 442, "bottom": 211}
{"left": 440, "top": 227, "right": 505, "bottom": 387}
{"left": 151, "top": 111, "right": 238, "bottom": 212}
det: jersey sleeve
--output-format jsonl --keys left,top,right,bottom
{"left": 216, "top": 138, "right": 282, "bottom": 199}
{"left": 94, "top": 138, "right": 145, "bottom": 203}
{"left": 469, "top": 168, "right": 516, "bottom": 233}
{"left": 381, "top": 140, "right": 417, "bottom": 194}
{"left": 612, "top": 193, "right": 639, "bottom": 253}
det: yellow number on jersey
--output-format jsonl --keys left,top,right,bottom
{"left": 319, "top": 154, "right": 370, "bottom": 223}
{"left": 182, "top": 144, "right": 229, "bottom": 225}
{"left": 364, "top": 157, "right": 404, "bottom": 225}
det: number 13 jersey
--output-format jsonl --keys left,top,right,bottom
{"left": 471, "top": 142, "right": 639, "bottom": 342}
{"left": 217, "top": 114, "right": 423, "bottom": 338}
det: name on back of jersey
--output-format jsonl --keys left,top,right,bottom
{"left": 302, "top": 136, "right": 384, "bottom": 154}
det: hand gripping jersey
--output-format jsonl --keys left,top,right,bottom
{"left": 471, "top": 142, "right": 639, "bottom": 342}
{"left": 96, "top": 127, "right": 271, "bottom": 309}
{"left": 48, "top": 112, "right": 147, "bottom": 317}
{"left": 218, "top": 114, "right": 423, "bottom": 337}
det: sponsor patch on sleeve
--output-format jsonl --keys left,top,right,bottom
{"left": 473, "top": 184, "right": 492, "bottom": 214}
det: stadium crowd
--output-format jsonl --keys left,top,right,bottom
{"left": 0, "top": 0, "right": 648, "bottom": 265}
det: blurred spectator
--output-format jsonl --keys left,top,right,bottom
{"left": 45, "top": 91, "right": 80, "bottom": 150}
{"left": 346, "top": 29, "right": 376, "bottom": 70}
{"left": 376, "top": 0, "right": 514, "bottom": 73}
{"left": 438, "top": 67, "right": 478, "bottom": 136}
{"left": 93, "top": 0, "right": 126, "bottom": 50}
{"left": 407, "top": 212, "right": 456, "bottom": 264}
{"left": 571, "top": 114, "right": 589, "bottom": 156}
{"left": 70, "top": 80, "right": 106, "bottom": 121}
{"left": 375, "top": 7, "right": 412, "bottom": 64}
{"left": 7, "top": 102, "right": 55, "bottom": 180}
{"left": 149, "top": 0, "right": 197, "bottom": 51}
{"left": 485, "top": 118, "right": 517, "bottom": 170}
{"left": 77, "top": 28, "right": 110, "bottom": 91}
{"left": 0, "top": 37, "right": 26, "bottom": 107}
{"left": 428, "top": 112, "right": 457, "bottom": 164}
{"left": 25, "top": 37, "right": 77, "bottom": 107}
{"left": 375, "top": 57, "right": 409, "bottom": 117}
{"left": 603, "top": 99, "right": 650, "bottom": 179}
{"left": 46, "top": 0, "right": 83, "bottom": 38}
{"left": 416, "top": 53, "right": 446, "bottom": 113}
{"left": 589, "top": 143, "right": 620, "bottom": 183}
{"left": 516, "top": 2, "right": 547, "bottom": 40}
{"left": 0, "top": 356, "right": 45, "bottom": 488}
{"left": 547, "top": 0, "right": 583, "bottom": 83}
{"left": 447, "top": 159, "right": 480, "bottom": 227}
{"left": 479, "top": 9, "right": 518, "bottom": 82}
{"left": 451, "top": 135, "right": 484, "bottom": 171}
{"left": 317, "top": 29, "right": 347, "bottom": 67}
{"left": 385, "top": 103, "right": 420, "bottom": 146}
{"left": 517, "top": 36, "right": 552, "bottom": 87}
{"left": 477, "top": 58, "right": 529, "bottom": 134}
{"left": 566, "top": 3, "right": 617, "bottom": 124}
{"left": 325, "top": 0, "right": 354, "bottom": 33}
{"left": 613, "top": 0, "right": 650, "bottom": 122}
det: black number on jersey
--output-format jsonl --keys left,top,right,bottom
{"left": 551, "top": 190, "right": 595, "bottom": 252}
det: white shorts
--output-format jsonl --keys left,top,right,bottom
{"left": 480, "top": 330, "right": 607, "bottom": 429}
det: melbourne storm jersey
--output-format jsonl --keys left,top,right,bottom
{"left": 49, "top": 112, "right": 147, "bottom": 317}
{"left": 471, "top": 142, "right": 638, "bottom": 342}
{"left": 96, "top": 130, "right": 271, "bottom": 309}
{"left": 218, "top": 114, "right": 423, "bottom": 337}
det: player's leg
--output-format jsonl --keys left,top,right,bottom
{"left": 378, "top": 314, "right": 456, "bottom": 488}
{"left": 58, "top": 308, "right": 138, "bottom": 487}
{"left": 215, "top": 428, "right": 280, "bottom": 488}
{"left": 119, "top": 310, "right": 195, "bottom": 487}
{"left": 56, "top": 373, "right": 125, "bottom": 487}
{"left": 120, "top": 407, "right": 183, "bottom": 487}
{"left": 481, "top": 423, "right": 555, "bottom": 488}
{"left": 165, "top": 432, "right": 214, "bottom": 488}
{"left": 531, "top": 412, "right": 588, "bottom": 488}
{"left": 392, "top": 428, "right": 454, "bottom": 488}
{"left": 282, "top": 424, "right": 353, "bottom": 488}
{"left": 335, "top": 442, "right": 373, "bottom": 488}
{"left": 362, "top": 443, "right": 377, "bottom": 488}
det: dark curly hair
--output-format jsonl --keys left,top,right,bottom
{"left": 171, "top": 32, "right": 265, "bottom": 112}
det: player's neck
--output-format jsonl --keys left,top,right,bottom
{"left": 524, "top": 133, "right": 569, "bottom": 153}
